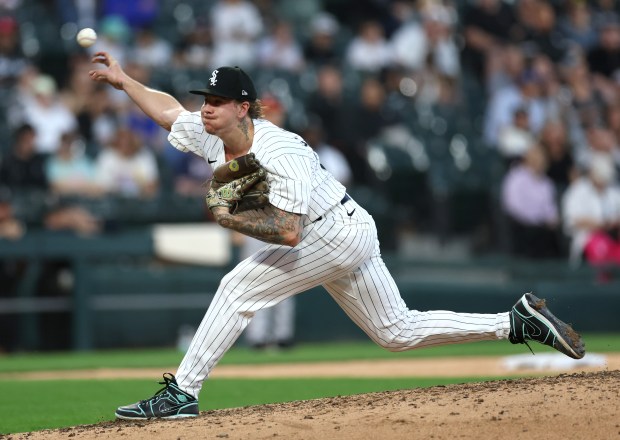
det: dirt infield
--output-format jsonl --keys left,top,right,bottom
{"left": 8, "top": 370, "right": 619, "bottom": 440}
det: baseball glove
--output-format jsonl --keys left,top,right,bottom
{"left": 206, "top": 153, "right": 270, "bottom": 214}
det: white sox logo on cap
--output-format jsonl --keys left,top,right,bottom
{"left": 209, "top": 69, "right": 218, "bottom": 86}
{"left": 189, "top": 66, "right": 257, "bottom": 101}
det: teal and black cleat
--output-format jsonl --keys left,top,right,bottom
{"left": 509, "top": 292, "right": 585, "bottom": 360}
{"left": 115, "top": 373, "right": 198, "bottom": 420}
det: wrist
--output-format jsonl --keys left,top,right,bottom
{"left": 212, "top": 207, "right": 234, "bottom": 229}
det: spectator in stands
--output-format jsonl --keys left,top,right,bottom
{"left": 130, "top": 26, "right": 174, "bottom": 70}
{"left": 260, "top": 94, "right": 288, "bottom": 128}
{"left": 461, "top": 0, "right": 522, "bottom": 84}
{"left": 382, "top": 0, "right": 417, "bottom": 38}
{"left": 0, "top": 15, "right": 28, "bottom": 89}
{"left": 538, "top": 119, "right": 576, "bottom": 192}
{"left": 210, "top": 0, "right": 263, "bottom": 68}
{"left": 485, "top": 43, "right": 526, "bottom": 96}
{"left": 175, "top": 22, "right": 212, "bottom": 69}
{"left": 349, "top": 76, "right": 395, "bottom": 183}
{"left": 95, "top": 126, "right": 159, "bottom": 198}
{"left": 91, "top": 15, "right": 132, "bottom": 67}
{"left": 352, "top": 76, "right": 398, "bottom": 144}
{"left": 562, "top": 153, "right": 620, "bottom": 266}
{"left": 587, "top": 17, "right": 620, "bottom": 86}
{"left": 518, "top": 1, "right": 568, "bottom": 63}
{"left": 345, "top": 19, "right": 392, "bottom": 74}
{"left": 560, "top": 57, "right": 606, "bottom": 147}
{"left": 558, "top": 0, "right": 599, "bottom": 52}
{"left": 391, "top": 3, "right": 460, "bottom": 78}
{"left": 575, "top": 125, "right": 620, "bottom": 170}
{"left": 265, "top": 0, "right": 321, "bottom": 31}
{"left": 531, "top": 53, "right": 565, "bottom": 122}
{"left": 305, "top": 64, "right": 352, "bottom": 154}
{"left": 501, "top": 144, "right": 562, "bottom": 259}
{"left": 483, "top": 68, "right": 548, "bottom": 148}
{"left": 591, "top": 0, "right": 620, "bottom": 31}
{"left": 55, "top": 0, "right": 97, "bottom": 29}
{"left": 167, "top": 151, "right": 211, "bottom": 197}
{"left": 74, "top": 85, "right": 118, "bottom": 153}
{"left": 45, "top": 131, "right": 102, "bottom": 197}
{"left": 497, "top": 106, "right": 536, "bottom": 162}
{"left": 21, "top": 74, "right": 78, "bottom": 155}
{"left": 302, "top": 116, "right": 352, "bottom": 186}
{"left": 303, "top": 12, "right": 340, "bottom": 67}
{"left": 0, "top": 123, "right": 47, "bottom": 190}
{"left": 256, "top": 20, "right": 304, "bottom": 72}
{"left": 380, "top": 65, "right": 412, "bottom": 115}
{"left": 60, "top": 54, "right": 98, "bottom": 122}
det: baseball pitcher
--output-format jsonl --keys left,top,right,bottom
{"left": 89, "top": 52, "right": 585, "bottom": 420}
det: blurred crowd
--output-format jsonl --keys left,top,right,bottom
{"left": 1, "top": 0, "right": 620, "bottom": 270}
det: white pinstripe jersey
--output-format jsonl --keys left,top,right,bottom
{"left": 168, "top": 111, "right": 346, "bottom": 222}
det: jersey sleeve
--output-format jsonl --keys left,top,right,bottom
{"left": 167, "top": 111, "right": 205, "bottom": 156}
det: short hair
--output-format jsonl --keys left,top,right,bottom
{"left": 14, "top": 123, "right": 34, "bottom": 139}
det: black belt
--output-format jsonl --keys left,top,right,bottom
{"left": 312, "top": 193, "right": 351, "bottom": 223}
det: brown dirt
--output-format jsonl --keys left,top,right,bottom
{"left": 5, "top": 370, "right": 619, "bottom": 440}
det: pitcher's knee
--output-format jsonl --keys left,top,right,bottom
{"left": 372, "top": 333, "right": 418, "bottom": 352}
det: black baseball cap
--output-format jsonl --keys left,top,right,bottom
{"left": 190, "top": 67, "right": 257, "bottom": 101}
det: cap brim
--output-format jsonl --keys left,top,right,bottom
{"left": 189, "top": 88, "right": 255, "bottom": 101}
{"left": 189, "top": 88, "right": 236, "bottom": 99}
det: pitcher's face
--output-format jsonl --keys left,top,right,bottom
{"left": 201, "top": 95, "right": 239, "bottom": 135}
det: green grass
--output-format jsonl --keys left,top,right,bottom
{"left": 0, "top": 377, "right": 498, "bottom": 434}
{"left": 0, "top": 333, "right": 617, "bottom": 373}
{"left": 0, "top": 333, "right": 617, "bottom": 434}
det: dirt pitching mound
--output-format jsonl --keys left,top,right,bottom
{"left": 9, "top": 370, "right": 619, "bottom": 440}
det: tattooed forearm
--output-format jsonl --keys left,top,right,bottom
{"left": 215, "top": 207, "right": 302, "bottom": 246}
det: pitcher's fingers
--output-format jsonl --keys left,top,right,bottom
{"left": 88, "top": 70, "right": 107, "bottom": 81}
{"left": 91, "top": 52, "right": 111, "bottom": 65}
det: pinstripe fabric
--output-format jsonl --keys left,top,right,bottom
{"left": 168, "top": 113, "right": 345, "bottom": 222}
{"left": 169, "top": 114, "right": 512, "bottom": 399}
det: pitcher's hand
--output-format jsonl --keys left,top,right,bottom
{"left": 89, "top": 51, "right": 125, "bottom": 90}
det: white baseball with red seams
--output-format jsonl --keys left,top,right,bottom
{"left": 76, "top": 28, "right": 97, "bottom": 48}
{"left": 168, "top": 114, "right": 512, "bottom": 399}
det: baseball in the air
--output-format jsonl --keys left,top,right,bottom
{"left": 76, "top": 28, "right": 97, "bottom": 48}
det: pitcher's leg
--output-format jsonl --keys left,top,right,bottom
{"left": 177, "top": 221, "right": 375, "bottom": 397}
{"left": 175, "top": 247, "right": 302, "bottom": 397}
{"left": 323, "top": 251, "right": 511, "bottom": 352}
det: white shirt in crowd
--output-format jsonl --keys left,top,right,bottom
{"left": 562, "top": 177, "right": 620, "bottom": 263}
{"left": 210, "top": 0, "right": 264, "bottom": 67}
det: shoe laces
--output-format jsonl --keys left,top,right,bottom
{"left": 139, "top": 373, "right": 176, "bottom": 405}
{"left": 510, "top": 306, "right": 536, "bottom": 355}
{"left": 522, "top": 340, "right": 535, "bottom": 355}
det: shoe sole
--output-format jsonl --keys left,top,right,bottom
{"left": 521, "top": 294, "right": 585, "bottom": 359}
{"left": 115, "top": 413, "right": 198, "bottom": 420}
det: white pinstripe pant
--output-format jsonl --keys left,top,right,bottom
{"left": 176, "top": 199, "right": 511, "bottom": 398}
